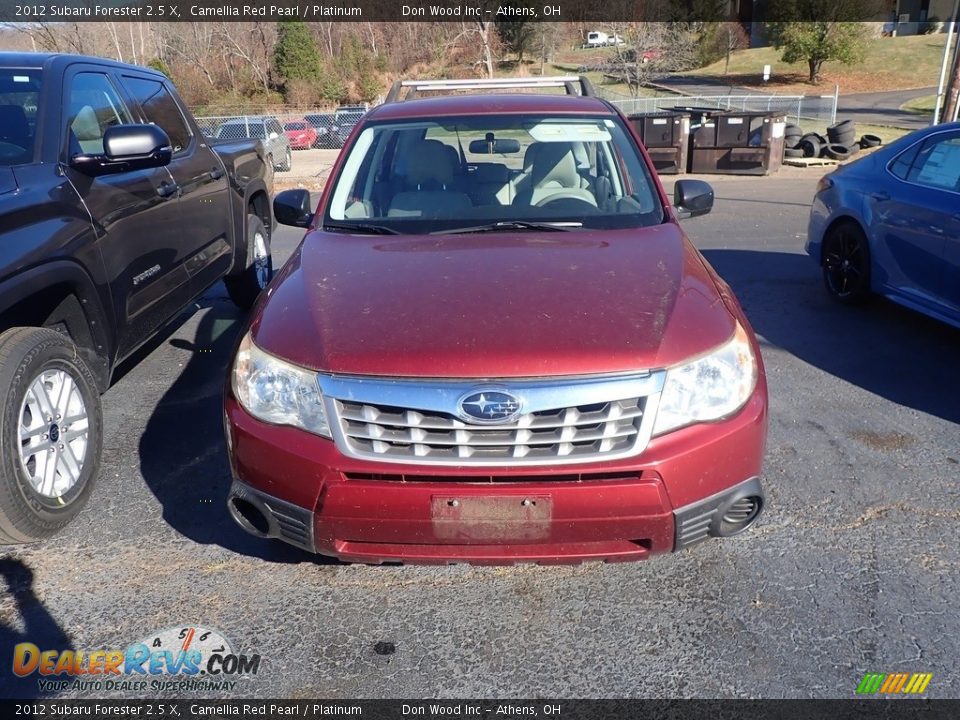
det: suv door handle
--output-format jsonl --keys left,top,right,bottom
{"left": 209, "top": 166, "right": 225, "bottom": 180}
{"left": 156, "top": 181, "right": 179, "bottom": 198}
{"left": 869, "top": 191, "right": 889, "bottom": 201}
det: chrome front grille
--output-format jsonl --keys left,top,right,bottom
{"left": 337, "top": 397, "right": 644, "bottom": 462}
{"left": 319, "top": 373, "right": 664, "bottom": 467}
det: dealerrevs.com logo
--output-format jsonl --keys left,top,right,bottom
{"left": 13, "top": 625, "right": 260, "bottom": 693}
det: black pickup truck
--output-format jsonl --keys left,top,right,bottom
{"left": 0, "top": 52, "right": 275, "bottom": 543}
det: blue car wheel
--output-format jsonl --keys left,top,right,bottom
{"left": 822, "top": 221, "right": 871, "bottom": 304}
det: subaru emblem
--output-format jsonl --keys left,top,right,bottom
{"left": 457, "top": 390, "right": 522, "bottom": 424}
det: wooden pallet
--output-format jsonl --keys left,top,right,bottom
{"left": 783, "top": 156, "right": 840, "bottom": 167}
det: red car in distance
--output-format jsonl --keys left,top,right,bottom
{"left": 225, "top": 76, "right": 768, "bottom": 565}
{"left": 283, "top": 119, "right": 317, "bottom": 150}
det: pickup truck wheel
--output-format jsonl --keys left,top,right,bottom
{"left": 225, "top": 214, "right": 274, "bottom": 310}
{"left": 0, "top": 327, "right": 102, "bottom": 544}
{"left": 279, "top": 148, "right": 292, "bottom": 172}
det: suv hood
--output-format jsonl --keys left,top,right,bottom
{"left": 253, "top": 224, "right": 736, "bottom": 377}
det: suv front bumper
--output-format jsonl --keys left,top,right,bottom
{"left": 223, "top": 387, "right": 766, "bottom": 565}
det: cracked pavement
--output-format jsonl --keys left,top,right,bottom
{"left": 1, "top": 176, "right": 957, "bottom": 700}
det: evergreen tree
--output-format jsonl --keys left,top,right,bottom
{"left": 273, "top": 21, "right": 323, "bottom": 86}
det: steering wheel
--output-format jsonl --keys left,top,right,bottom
{"left": 0, "top": 141, "right": 27, "bottom": 162}
{"left": 535, "top": 193, "right": 599, "bottom": 214}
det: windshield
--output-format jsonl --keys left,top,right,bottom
{"left": 324, "top": 114, "right": 663, "bottom": 234}
{"left": 0, "top": 69, "right": 42, "bottom": 166}
{"left": 285, "top": 122, "right": 307, "bottom": 130}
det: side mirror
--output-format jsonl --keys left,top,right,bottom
{"left": 70, "top": 124, "right": 172, "bottom": 177}
{"left": 268, "top": 132, "right": 279, "bottom": 140}
{"left": 274, "top": 189, "right": 313, "bottom": 228}
{"left": 674, "top": 179, "right": 714, "bottom": 219}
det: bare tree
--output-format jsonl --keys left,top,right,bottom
{"left": 716, "top": 22, "right": 748, "bottom": 74}
{"left": 604, "top": 23, "right": 700, "bottom": 96}
{"left": 532, "top": 23, "right": 569, "bottom": 75}
{"left": 476, "top": 20, "right": 496, "bottom": 78}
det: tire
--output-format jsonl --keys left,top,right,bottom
{"left": 224, "top": 214, "right": 274, "bottom": 310}
{"left": 828, "top": 119, "right": 854, "bottom": 133}
{"left": 785, "top": 123, "right": 802, "bottom": 135}
{"left": 785, "top": 136, "right": 803, "bottom": 149}
{"left": 0, "top": 327, "right": 102, "bottom": 544}
{"left": 822, "top": 222, "right": 871, "bottom": 304}
{"left": 860, "top": 134, "right": 882, "bottom": 148}
{"left": 784, "top": 147, "right": 804, "bottom": 158}
{"left": 799, "top": 137, "right": 821, "bottom": 158}
{"left": 278, "top": 147, "right": 292, "bottom": 173}
{"left": 825, "top": 143, "right": 852, "bottom": 160}
{"left": 828, "top": 129, "right": 856, "bottom": 145}
{"left": 843, "top": 142, "right": 860, "bottom": 155}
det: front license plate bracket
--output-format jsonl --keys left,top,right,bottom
{"left": 431, "top": 495, "right": 552, "bottom": 542}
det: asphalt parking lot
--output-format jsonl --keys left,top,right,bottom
{"left": 1, "top": 174, "right": 958, "bottom": 700}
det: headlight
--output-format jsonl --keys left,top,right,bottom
{"left": 653, "top": 322, "right": 758, "bottom": 436}
{"left": 231, "top": 332, "right": 330, "bottom": 437}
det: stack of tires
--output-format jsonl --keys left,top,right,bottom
{"left": 783, "top": 124, "right": 804, "bottom": 157}
{"left": 823, "top": 120, "right": 860, "bottom": 161}
{"left": 783, "top": 119, "right": 883, "bottom": 162}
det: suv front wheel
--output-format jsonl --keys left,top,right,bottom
{"left": 0, "top": 327, "right": 102, "bottom": 543}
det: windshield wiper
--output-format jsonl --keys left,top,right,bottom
{"left": 432, "top": 221, "right": 581, "bottom": 235}
{"left": 323, "top": 222, "right": 400, "bottom": 235}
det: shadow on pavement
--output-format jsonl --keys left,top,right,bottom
{"left": 703, "top": 248, "right": 960, "bottom": 426}
{"left": 0, "top": 558, "right": 73, "bottom": 699}
{"left": 137, "top": 291, "right": 339, "bottom": 566}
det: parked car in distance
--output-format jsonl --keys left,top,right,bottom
{"left": 283, "top": 119, "right": 317, "bottom": 150}
{"left": 807, "top": 121, "right": 960, "bottom": 329}
{"left": 585, "top": 31, "right": 625, "bottom": 47}
{"left": 304, "top": 113, "right": 337, "bottom": 148}
{"left": 0, "top": 52, "right": 275, "bottom": 543}
{"left": 224, "top": 76, "right": 768, "bottom": 565}
{"left": 640, "top": 48, "right": 663, "bottom": 63}
{"left": 215, "top": 115, "right": 291, "bottom": 172}
{"left": 331, "top": 105, "right": 367, "bottom": 148}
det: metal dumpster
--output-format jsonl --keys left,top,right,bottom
{"left": 627, "top": 111, "right": 690, "bottom": 175}
{"left": 688, "top": 111, "right": 787, "bottom": 175}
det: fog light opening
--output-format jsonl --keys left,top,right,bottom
{"left": 229, "top": 496, "right": 271, "bottom": 537}
{"left": 717, "top": 495, "right": 763, "bottom": 537}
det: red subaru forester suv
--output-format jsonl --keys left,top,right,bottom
{"left": 224, "top": 77, "right": 768, "bottom": 564}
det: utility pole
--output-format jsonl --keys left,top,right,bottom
{"left": 934, "top": 0, "right": 958, "bottom": 123}
{"left": 942, "top": 0, "right": 960, "bottom": 123}
{"left": 944, "top": 33, "right": 960, "bottom": 123}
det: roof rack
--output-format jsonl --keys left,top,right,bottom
{"left": 384, "top": 76, "right": 596, "bottom": 103}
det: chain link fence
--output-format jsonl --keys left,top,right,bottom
{"left": 194, "top": 109, "right": 366, "bottom": 150}
{"left": 600, "top": 90, "right": 839, "bottom": 126}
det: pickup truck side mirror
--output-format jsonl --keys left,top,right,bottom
{"left": 268, "top": 132, "right": 279, "bottom": 140}
{"left": 274, "top": 189, "right": 313, "bottom": 228}
{"left": 70, "top": 124, "right": 172, "bottom": 177}
{"left": 674, "top": 179, "right": 714, "bottom": 219}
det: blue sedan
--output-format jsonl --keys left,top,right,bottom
{"left": 807, "top": 122, "right": 960, "bottom": 329}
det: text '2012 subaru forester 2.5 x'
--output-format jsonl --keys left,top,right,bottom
{"left": 224, "top": 77, "right": 768, "bottom": 564}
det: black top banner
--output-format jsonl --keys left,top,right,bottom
{"left": 0, "top": 0, "right": 893, "bottom": 23}
{"left": 2, "top": 700, "right": 960, "bottom": 720}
